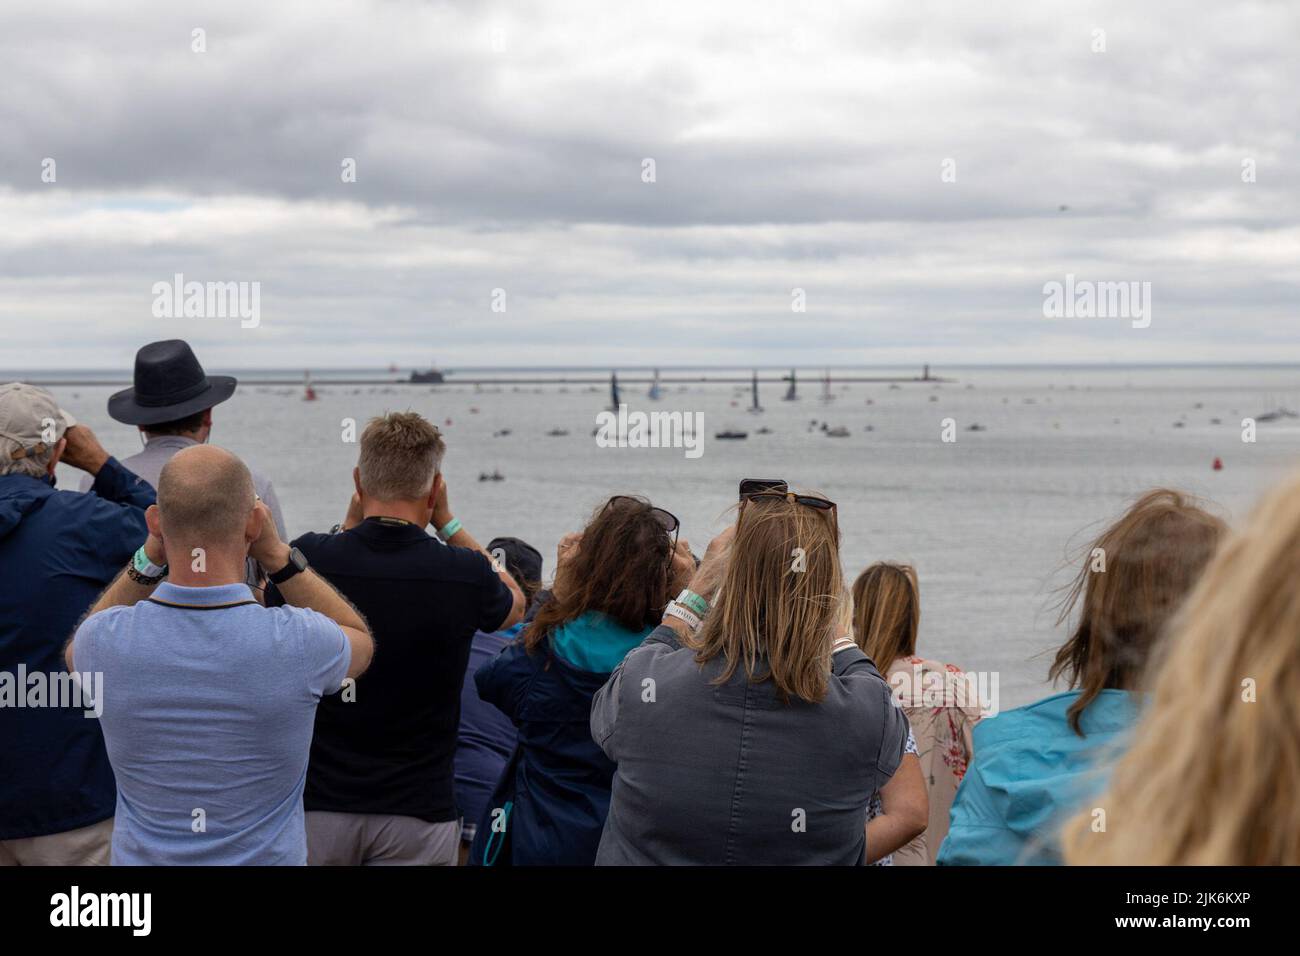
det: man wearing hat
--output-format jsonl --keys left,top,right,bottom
{"left": 81, "top": 339, "right": 287, "bottom": 581}
{"left": 0, "top": 383, "right": 156, "bottom": 865}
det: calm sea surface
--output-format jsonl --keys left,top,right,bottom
{"left": 38, "top": 365, "right": 1300, "bottom": 710}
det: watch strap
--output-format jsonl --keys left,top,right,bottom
{"left": 267, "top": 547, "right": 308, "bottom": 585}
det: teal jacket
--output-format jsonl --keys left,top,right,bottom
{"left": 937, "top": 689, "right": 1136, "bottom": 866}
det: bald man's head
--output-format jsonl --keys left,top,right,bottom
{"left": 156, "top": 445, "right": 257, "bottom": 549}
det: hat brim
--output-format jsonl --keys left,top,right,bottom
{"left": 107, "top": 376, "right": 238, "bottom": 426}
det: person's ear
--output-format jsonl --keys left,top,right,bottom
{"left": 145, "top": 504, "right": 162, "bottom": 538}
{"left": 353, "top": 467, "right": 363, "bottom": 499}
{"left": 245, "top": 503, "right": 263, "bottom": 543}
{"left": 198, "top": 408, "right": 214, "bottom": 443}
{"left": 46, "top": 437, "right": 67, "bottom": 476}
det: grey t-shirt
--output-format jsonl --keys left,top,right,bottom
{"left": 591, "top": 625, "right": 909, "bottom": 865}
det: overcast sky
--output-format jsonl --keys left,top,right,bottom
{"left": 2, "top": 0, "right": 1296, "bottom": 369}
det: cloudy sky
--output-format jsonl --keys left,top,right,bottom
{"left": 2, "top": 0, "right": 1296, "bottom": 369}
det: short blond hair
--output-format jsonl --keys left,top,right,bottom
{"left": 357, "top": 412, "right": 445, "bottom": 500}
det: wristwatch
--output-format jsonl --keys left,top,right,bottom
{"left": 267, "top": 547, "right": 309, "bottom": 585}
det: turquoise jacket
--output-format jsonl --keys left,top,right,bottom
{"left": 937, "top": 689, "right": 1136, "bottom": 866}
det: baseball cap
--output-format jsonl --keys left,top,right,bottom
{"left": 0, "top": 383, "right": 78, "bottom": 462}
{"left": 486, "top": 536, "right": 544, "bottom": 586}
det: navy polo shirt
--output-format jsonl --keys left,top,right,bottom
{"left": 267, "top": 517, "right": 513, "bottom": 823}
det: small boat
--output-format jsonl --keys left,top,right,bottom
{"left": 756, "top": 426, "right": 772, "bottom": 435}
{"left": 783, "top": 369, "right": 798, "bottom": 401}
{"left": 1213, "top": 457, "right": 1224, "bottom": 471}
{"left": 1256, "top": 408, "right": 1298, "bottom": 422}
{"left": 965, "top": 423, "right": 987, "bottom": 432}
{"left": 478, "top": 470, "right": 505, "bottom": 482}
{"left": 493, "top": 429, "right": 512, "bottom": 437}
{"left": 546, "top": 428, "right": 569, "bottom": 436}
{"left": 302, "top": 371, "right": 317, "bottom": 402}
{"left": 825, "top": 426, "right": 850, "bottom": 438}
{"left": 715, "top": 430, "right": 748, "bottom": 440}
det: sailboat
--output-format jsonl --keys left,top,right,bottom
{"left": 820, "top": 369, "right": 834, "bottom": 403}
{"left": 647, "top": 369, "right": 662, "bottom": 401}
{"left": 748, "top": 370, "right": 763, "bottom": 413}
{"left": 302, "top": 370, "right": 317, "bottom": 401}
{"left": 783, "top": 369, "right": 798, "bottom": 401}
{"left": 609, "top": 371, "right": 621, "bottom": 411}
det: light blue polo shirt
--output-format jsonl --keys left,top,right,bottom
{"left": 72, "top": 582, "right": 350, "bottom": 865}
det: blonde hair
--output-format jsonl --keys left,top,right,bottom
{"left": 1062, "top": 474, "right": 1300, "bottom": 865}
{"left": 688, "top": 493, "right": 841, "bottom": 703}
{"left": 357, "top": 412, "right": 445, "bottom": 500}
{"left": 1050, "top": 488, "right": 1226, "bottom": 736}
{"left": 851, "top": 563, "right": 919, "bottom": 673}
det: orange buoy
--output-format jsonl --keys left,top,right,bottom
{"left": 1213, "top": 457, "right": 1223, "bottom": 471}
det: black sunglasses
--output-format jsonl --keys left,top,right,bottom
{"left": 742, "top": 491, "right": 836, "bottom": 514}
{"left": 604, "top": 495, "right": 680, "bottom": 533}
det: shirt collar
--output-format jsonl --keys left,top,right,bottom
{"left": 352, "top": 515, "right": 432, "bottom": 541}
{"left": 150, "top": 582, "right": 256, "bottom": 607}
{"left": 143, "top": 435, "right": 200, "bottom": 452}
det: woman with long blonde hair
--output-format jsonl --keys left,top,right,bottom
{"left": 938, "top": 489, "right": 1226, "bottom": 865}
{"left": 853, "top": 562, "right": 980, "bottom": 865}
{"left": 591, "top": 490, "right": 912, "bottom": 865}
{"left": 1063, "top": 474, "right": 1300, "bottom": 865}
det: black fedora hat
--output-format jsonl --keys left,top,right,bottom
{"left": 107, "top": 340, "right": 237, "bottom": 426}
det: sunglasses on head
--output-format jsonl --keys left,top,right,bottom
{"left": 742, "top": 491, "right": 837, "bottom": 514}
{"left": 604, "top": 495, "right": 680, "bottom": 534}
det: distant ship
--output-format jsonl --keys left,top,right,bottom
{"left": 410, "top": 362, "right": 445, "bottom": 383}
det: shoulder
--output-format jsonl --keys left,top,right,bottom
{"left": 73, "top": 604, "right": 135, "bottom": 654}
{"left": 289, "top": 531, "right": 335, "bottom": 558}
{"left": 618, "top": 625, "right": 692, "bottom": 673}
{"left": 443, "top": 542, "right": 493, "bottom": 569}
{"left": 259, "top": 603, "right": 342, "bottom": 641}
{"left": 970, "top": 692, "right": 1079, "bottom": 750}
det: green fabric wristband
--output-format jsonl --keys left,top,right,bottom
{"left": 678, "top": 589, "right": 710, "bottom": 617}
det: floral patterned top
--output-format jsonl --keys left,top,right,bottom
{"left": 884, "top": 656, "right": 983, "bottom": 865}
